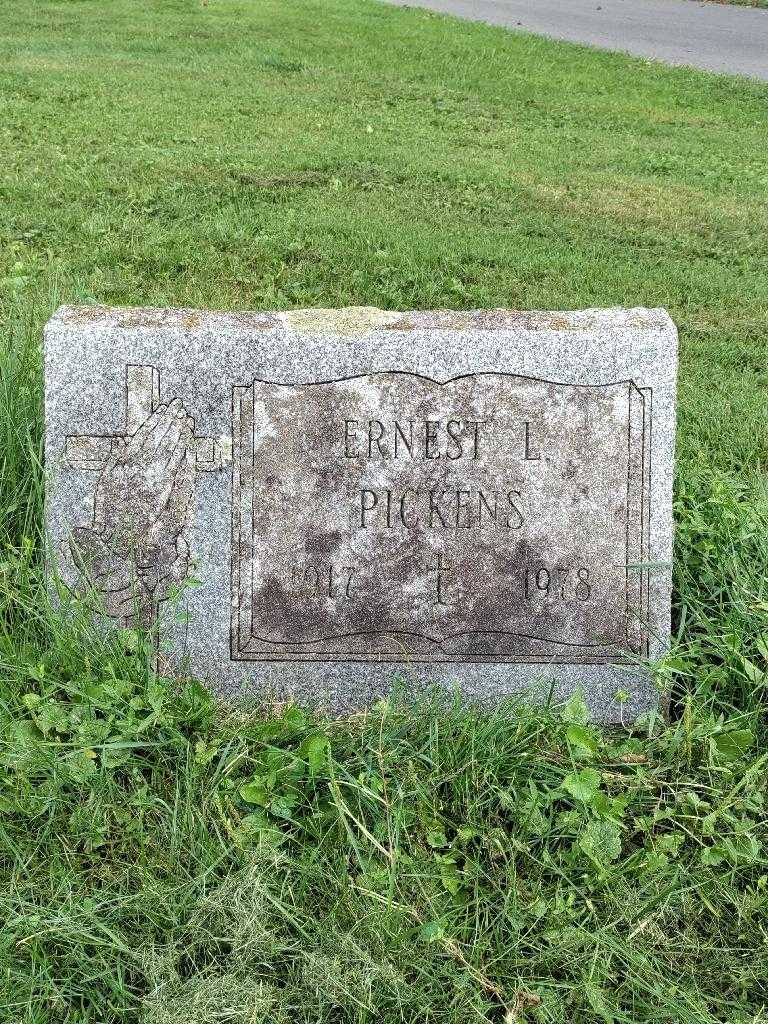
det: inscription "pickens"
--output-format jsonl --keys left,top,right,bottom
{"left": 358, "top": 487, "right": 524, "bottom": 530}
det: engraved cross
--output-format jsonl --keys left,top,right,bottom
{"left": 64, "top": 364, "right": 230, "bottom": 473}
{"left": 427, "top": 551, "right": 452, "bottom": 607}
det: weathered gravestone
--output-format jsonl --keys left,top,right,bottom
{"left": 45, "top": 306, "right": 677, "bottom": 721}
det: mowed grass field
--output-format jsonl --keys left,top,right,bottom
{"left": 1, "top": 1, "right": 768, "bottom": 1021}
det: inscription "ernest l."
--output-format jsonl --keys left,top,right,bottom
{"left": 343, "top": 418, "right": 543, "bottom": 462}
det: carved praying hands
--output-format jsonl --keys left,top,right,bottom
{"left": 71, "top": 398, "right": 196, "bottom": 627}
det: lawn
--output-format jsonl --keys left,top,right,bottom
{"left": 1, "top": 1, "right": 768, "bottom": 1021}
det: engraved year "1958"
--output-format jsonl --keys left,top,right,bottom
{"left": 524, "top": 565, "right": 592, "bottom": 602}
{"left": 290, "top": 563, "right": 355, "bottom": 600}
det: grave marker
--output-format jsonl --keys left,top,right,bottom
{"left": 45, "top": 306, "right": 677, "bottom": 720}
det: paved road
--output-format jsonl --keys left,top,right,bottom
{"left": 382, "top": 0, "right": 768, "bottom": 80}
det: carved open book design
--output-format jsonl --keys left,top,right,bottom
{"left": 231, "top": 372, "right": 651, "bottom": 664}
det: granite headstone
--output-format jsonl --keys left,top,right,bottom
{"left": 44, "top": 306, "right": 677, "bottom": 720}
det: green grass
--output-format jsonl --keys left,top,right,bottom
{"left": 1, "top": 1, "right": 768, "bottom": 1020}
{"left": 708, "top": 1, "right": 768, "bottom": 8}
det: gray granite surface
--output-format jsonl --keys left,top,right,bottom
{"left": 44, "top": 306, "right": 677, "bottom": 721}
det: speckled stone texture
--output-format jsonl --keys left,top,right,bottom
{"left": 44, "top": 306, "right": 677, "bottom": 722}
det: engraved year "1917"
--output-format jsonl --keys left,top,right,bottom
{"left": 290, "top": 563, "right": 355, "bottom": 600}
{"left": 524, "top": 565, "right": 592, "bottom": 602}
